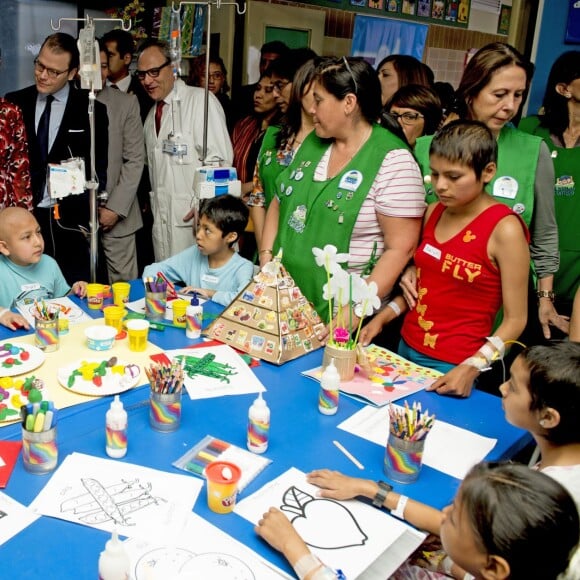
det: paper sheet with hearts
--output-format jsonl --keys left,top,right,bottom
{"left": 302, "top": 343, "right": 442, "bottom": 406}
{"left": 17, "top": 297, "right": 93, "bottom": 327}
{"left": 235, "top": 467, "right": 421, "bottom": 579}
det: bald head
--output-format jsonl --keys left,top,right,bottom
{"left": 0, "top": 208, "right": 38, "bottom": 240}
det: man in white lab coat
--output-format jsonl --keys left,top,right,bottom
{"left": 137, "top": 40, "right": 233, "bottom": 262}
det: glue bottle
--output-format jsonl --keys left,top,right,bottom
{"left": 98, "top": 529, "right": 130, "bottom": 580}
{"left": 186, "top": 292, "right": 203, "bottom": 339}
{"left": 318, "top": 358, "right": 340, "bottom": 415}
{"left": 247, "top": 393, "right": 270, "bottom": 454}
{"left": 105, "top": 395, "right": 127, "bottom": 458}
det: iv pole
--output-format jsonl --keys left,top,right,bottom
{"left": 50, "top": 15, "right": 131, "bottom": 283}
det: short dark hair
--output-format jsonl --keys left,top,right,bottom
{"left": 313, "top": 56, "right": 382, "bottom": 124}
{"left": 102, "top": 29, "right": 135, "bottom": 58}
{"left": 520, "top": 341, "right": 580, "bottom": 445}
{"left": 429, "top": 120, "right": 497, "bottom": 180}
{"left": 260, "top": 40, "right": 288, "bottom": 56}
{"left": 376, "top": 54, "right": 433, "bottom": 88}
{"left": 138, "top": 39, "right": 171, "bottom": 61}
{"left": 199, "top": 195, "right": 249, "bottom": 246}
{"left": 267, "top": 47, "right": 318, "bottom": 82}
{"left": 387, "top": 84, "right": 443, "bottom": 136}
{"left": 41, "top": 33, "right": 79, "bottom": 71}
{"left": 459, "top": 462, "right": 579, "bottom": 579}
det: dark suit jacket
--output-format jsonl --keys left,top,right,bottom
{"left": 5, "top": 82, "right": 109, "bottom": 229}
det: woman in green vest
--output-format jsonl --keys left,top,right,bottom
{"left": 412, "top": 43, "right": 566, "bottom": 342}
{"left": 248, "top": 49, "right": 317, "bottom": 251}
{"left": 519, "top": 51, "right": 580, "bottom": 328}
{"left": 260, "top": 57, "right": 426, "bottom": 322}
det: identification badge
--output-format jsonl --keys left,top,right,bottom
{"left": 202, "top": 274, "right": 219, "bottom": 285}
{"left": 339, "top": 170, "right": 363, "bottom": 192}
{"left": 162, "top": 139, "right": 188, "bottom": 157}
{"left": 493, "top": 176, "right": 518, "bottom": 199}
{"left": 21, "top": 283, "right": 41, "bottom": 292}
{"left": 423, "top": 243, "right": 442, "bottom": 260}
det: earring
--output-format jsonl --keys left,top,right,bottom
{"left": 566, "top": 92, "right": 572, "bottom": 98}
{"left": 539, "top": 419, "right": 547, "bottom": 427}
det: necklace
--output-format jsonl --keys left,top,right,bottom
{"left": 327, "top": 126, "right": 372, "bottom": 179}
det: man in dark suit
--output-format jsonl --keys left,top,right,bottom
{"left": 102, "top": 28, "right": 155, "bottom": 274}
{"left": 5, "top": 32, "right": 108, "bottom": 284}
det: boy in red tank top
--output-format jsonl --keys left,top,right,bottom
{"left": 361, "top": 120, "right": 530, "bottom": 397}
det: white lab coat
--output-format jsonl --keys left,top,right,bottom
{"left": 144, "top": 80, "right": 233, "bottom": 261}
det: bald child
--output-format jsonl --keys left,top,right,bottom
{"left": 0, "top": 207, "right": 86, "bottom": 330}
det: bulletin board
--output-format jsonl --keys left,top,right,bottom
{"left": 566, "top": 0, "right": 580, "bottom": 44}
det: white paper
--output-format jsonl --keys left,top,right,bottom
{"left": 126, "top": 294, "right": 206, "bottom": 317}
{"left": 0, "top": 491, "right": 39, "bottom": 546}
{"left": 339, "top": 405, "right": 497, "bottom": 480}
{"left": 167, "top": 345, "right": 266, "bottom": 400}
{"left": 124, "top": 512, "right": 290, "bottom": 579}
{"left": 28, "top": 452, "right": 203, "bottom": 541}
{"left": 17, "top": 296, "right": 93, "bottom": 327}
{"left": 235, "top": 467, "right": 418, "bottom": 579}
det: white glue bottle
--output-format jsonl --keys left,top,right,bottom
{"left": 186, "top": 292, "right": 203, "bottom": 339}
{"left": 105, "top": 395, "right": 127, "bottom": 458}
{"left": 98, "top": 529, "right": 130, "bottom": 580}
{"left": 318, "top": 358, "right": 340, "bottom": 415}
{"left": 247, "top": 393, "right": 270, "bottom": 454}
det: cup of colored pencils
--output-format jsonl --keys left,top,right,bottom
{"left": 33, "top": 301, "right": 60, "bottom": 353}
{"left": 145, "top": 360, "right": 184, "bottom": 432}
{"left": 384, "top": 401, "right": 435, "bottom": 484}
{"left": 144, "top": 277, "right": 167, "bottom": 322}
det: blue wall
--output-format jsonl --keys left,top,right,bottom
{"left": 527, "top": 2, "right": 575, "bottom": 116}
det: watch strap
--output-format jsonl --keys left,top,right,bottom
{"left": 372, "top": 480, "right": 392, "bottom": 508}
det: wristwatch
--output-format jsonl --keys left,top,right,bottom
{"left": 372, "top": 480, "right": 393, "bottom": 508}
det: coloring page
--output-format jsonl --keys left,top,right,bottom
{"left": 124, "top": 512, "right": 290, "bottom": 579}
{"left": 235, "top": 468, "right": 411, "bottom": 579}
{"left": 0, "top": 491, "right": 39, "bottom": 546}
{"left": 166, "top": 345, "right": 266, "bottom": 400}
{"left": 28, "top": 453, "right": 203, "bottom": 540}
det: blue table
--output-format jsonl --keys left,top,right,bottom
{"left": 0, "top": 283, "right": 530, "bottom": 579}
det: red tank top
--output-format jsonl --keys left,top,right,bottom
{"left": 401, "top": 202, "right": 528, "bottom": 364}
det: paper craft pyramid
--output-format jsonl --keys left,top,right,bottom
{"left": 205, "top": 257, "right": 324, "bottom": 364}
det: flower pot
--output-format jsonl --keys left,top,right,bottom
{"left": 323, "top": 344, "right": 356, "bottom": 381}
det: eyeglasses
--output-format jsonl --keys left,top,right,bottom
{"left": 342, "top": 56, "right": 358, "bottom": 95}
{"left": 33, "top": 58, "right": 69, "bottom": 79}
{"left": 390, "top": 111, "right": 425, "bottom": 125}
{"left": 273, "top": 79, "right": 290, "bottom": 92}
{"left": 208, "top": 72, "right": 224, "bottom": 81}
{"left": 135, "top": 59, "right": 171, "bottom": 81}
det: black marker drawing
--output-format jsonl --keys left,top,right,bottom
{"left": 60, "top": 478, "right": 165, "bottom": 526}
{"left": 280, "top": 486, "right": 368, "bottom": 550}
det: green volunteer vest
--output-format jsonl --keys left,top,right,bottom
{"left": 519, "top": 116, "right": 580, "bottom": 301}
{"left": 274, "top": 124, "right": 408, "bottom": 320}
{"left": 415, "top": 125, "right": 540, "bottom": 227}
{"left": 256, "top": 125, "right": 283, "bottom": 208}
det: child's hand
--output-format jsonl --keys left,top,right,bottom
{"left": 427, "top": 364, "right": 479, "bottom": 397}
{"left": 0, "top": 310, "right": 30, "bottom": 331}
{"left": 72, "top": 281, "right": 87, "bottom": 298}
{"left": 307, "top": 469, "right": 370, "bottom": 501}
{"left": 255, "top": 508, "right": 308, "bottom": 558}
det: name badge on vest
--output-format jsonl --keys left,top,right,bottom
{"left": 21, "top": 283, "right": 41, "bottom": 292}
{"left": 493, "top": 176, "right": 518, "bottom": 200}
{"left": 423, "top": 243, "right": 441, "bottom": 260}
{"left": 202, "top": 274, "right": 219, "bottom": 285}
{"left": 339, "top": 170, "right": 363, "bottom": 192}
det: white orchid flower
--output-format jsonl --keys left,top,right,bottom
{"left": 354, "top": 280, "right": 381, "bottom": 317}
{"left": 312, "top": 245, "right": 350, "bottom": 274}
{"left": 323, "top": 268, "right": 351, "bottom": 306}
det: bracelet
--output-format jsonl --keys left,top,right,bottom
{"left": 386, "top": 300, "right": 401, "bottom": 317}
{"left": 391, "top": 495, "right": 408, "bottom": 520}
{"left": 259, "top": 249, "right": 273, "bottom": 255}
{"left": 294, "top": 553, "right": 322, "bottom": 580}
{"left": 0, "top": 308, "right": 9, "bottom": 319}
{"left": 537, "top": 290, "right": 555, "bottom": 301}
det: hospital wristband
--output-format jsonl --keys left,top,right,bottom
{"left": 391, "top": 495, "right": 408, "bottom": 520}
{"left": 386, "top": 300, "right": 402, "bottom": 317}
{"left": 461, "top": 356, "right": 491, "bottom": 372}
{"left": 294, "top": 553, "right": 323, "bottom": 579}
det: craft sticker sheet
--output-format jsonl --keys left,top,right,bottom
{"left": 165, "top": 345, "right": 266, "bottom": 400}
{"left": 0, "top": 491, "right": 39, "bottom": 546}
{"left": 28, "top": 453, "right": 203, "bottom": 540}
{"left": 303, "top": 344, "right": 441, "bottom": 406}
{"left": 17, "top": 297, "right": 93, "bottom": 327}
{"left": 235, "top": 468, "right": 412, "bottom": 579}
{"left": 124, "top": 512, "right": 290, "bottom": 579}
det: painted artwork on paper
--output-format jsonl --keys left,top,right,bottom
{"left": 235, "top": 468, "right": 411, "bottom": 579}
{"left": 28, "top": 453, "right": 203, "bottom": 540}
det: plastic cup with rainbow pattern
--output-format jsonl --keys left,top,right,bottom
{"left": 34, "top": 314, "right": 59, "bottom": 353}
{"left": 22, "top": 426, "right": 58, "bottom": 474}
{"left": 383, "top": 431, "right": 425, "bottom": 484}
{"left": 149, "top": 390, "right": 181, "bottom": 432}
{"left": 145, "top": 291, "right": 166, "bottom": 322}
